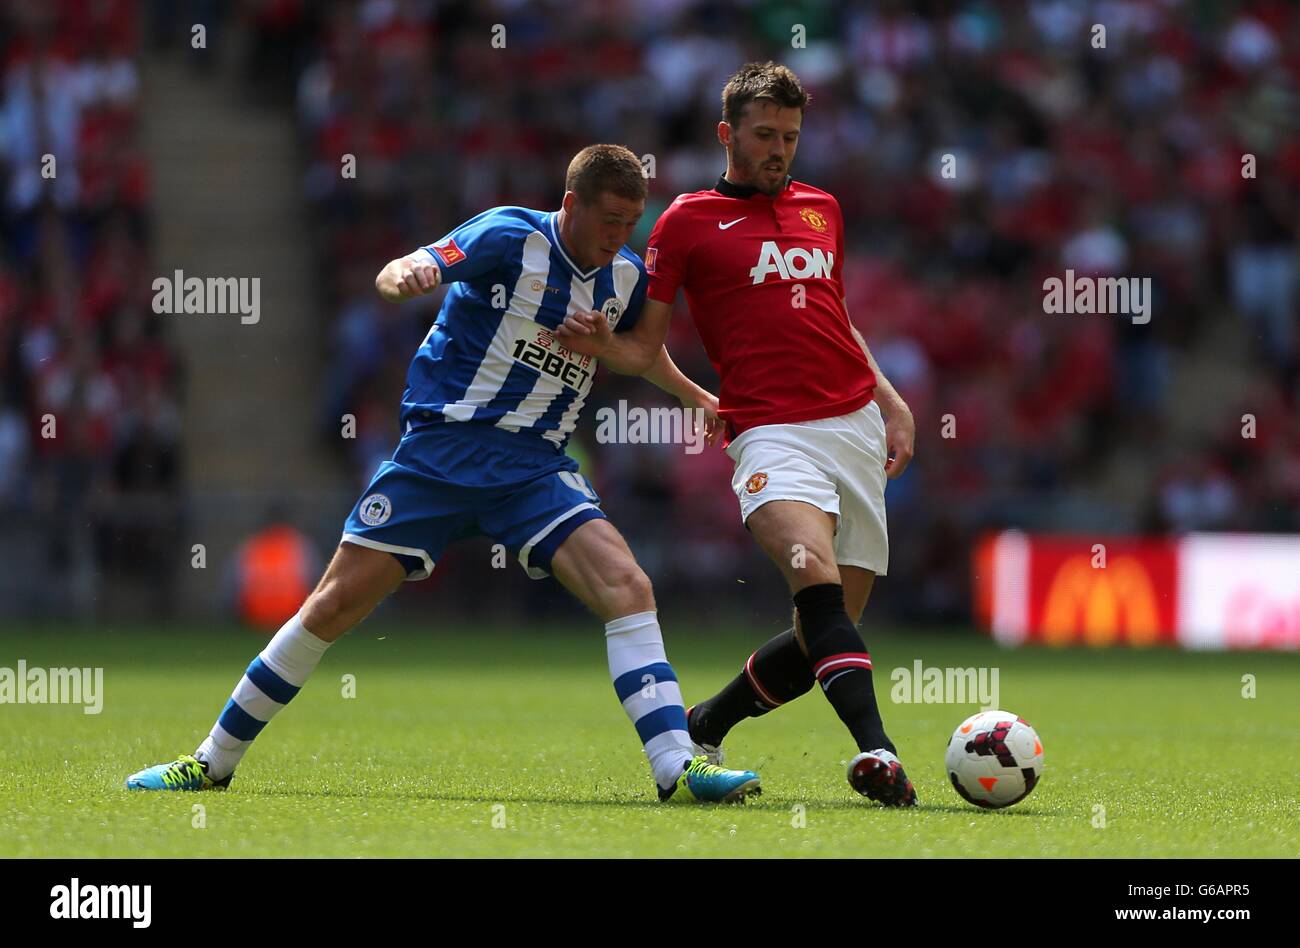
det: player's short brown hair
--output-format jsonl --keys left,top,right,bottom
{"left": 565, "top": 144, "right": 647, "bottom": 205}
{"left": 721, "top": 61, "right": 810, "bottom": 127}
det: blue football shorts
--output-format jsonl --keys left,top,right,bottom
{"left": 341, "top": 423, "right": 606, "bottom": 581}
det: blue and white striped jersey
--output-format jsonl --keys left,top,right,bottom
{"left": 401, "top": 206, "right": 647, "bottom": 451}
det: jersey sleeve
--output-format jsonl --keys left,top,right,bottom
{"left": 613, "top": 262, "right": 648, "bottom": 335}
{"left": 415, "top": 207, "right": 525, "bottom": 285}
{"left": 644, "top": 199, "right": 690, "bottom": 305}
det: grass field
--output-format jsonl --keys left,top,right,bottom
{"left": 1, "top": 623, "right": 1297, "bottom": 858}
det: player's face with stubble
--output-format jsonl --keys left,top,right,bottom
{"left": 723, "top": 100, "right": 802, "bottom": 195}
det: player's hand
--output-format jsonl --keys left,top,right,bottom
{"left": 378, "top": 256, "right": 440, "bottom": 302}
{"left": 883, "top": 405, "right": 915, "bottom": 478}
{"left": 396, "top": 259, "right": 440, "bottom": 298}
{"left": 681, "top": 390, "right": 724, "bottom": 447}
{"left": 555, "top": 309, "right": 612, "bottom": 357}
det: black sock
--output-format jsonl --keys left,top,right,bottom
{"left": 793, "top": 582, "right": 894, "bottom": 754}
{"left": 688, "top": 627, "right": 814, "bottom": 747}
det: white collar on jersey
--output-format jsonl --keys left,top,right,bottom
{"left": 547, "top": 211, "right": 603, "bottom": 282}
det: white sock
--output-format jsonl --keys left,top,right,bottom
{"left": 606, "top": 611, "right": 694, "bottom": 789}
{"left": 195, "top": 612, "right": 331, "bottom": 780}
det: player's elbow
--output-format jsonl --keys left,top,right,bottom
{"left": 625, "top": 340, "right": 659, "bottom": 376}
{"left": 630, "top": 347, "right": 657, "bottom": 376}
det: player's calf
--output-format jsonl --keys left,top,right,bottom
{"left": 795, "top": 582, "right": 896, "bottom": 756}
{"left": 687, "top": 569, "right": 878, "bottom": 760}
{"left": 687, "top": 625, "right": 814, "bottom": 761}
{"left": 125, "top": 543, "right": 405, "bottom": 790}
{"left": 553, "top": 520, "right": 764, "bottom": 796}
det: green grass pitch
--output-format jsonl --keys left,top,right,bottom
{"left": 1, "top": 622, "right": 1296, "bottom": 857}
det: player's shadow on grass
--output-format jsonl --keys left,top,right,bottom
{"left": 249, "top": 786, "right": 1054, "bottom": 815}
{"left": 251, "top": 786, "right": 671, "bottom": 807}
{"left": 728, "top": 799, "right": 1053, "bottom": 817}
{"left": 847, "top": 801, "right": 1055, "bottom": 817}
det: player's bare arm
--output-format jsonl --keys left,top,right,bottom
{"left": 555, "top": 291, "right": 670, "bottom": 376}
{"left": 642, "top": 346, "right": 724, "bottom": 446}
{"left": 375, "top": 253, "right": 441, "bottom": 302}
{"left": 849, "top": 318, "right": 914, "bottom": 479}
{"left": 641, "top": 345, "right": 715, "bottom": 412}
{"left": 558, "top": 296, "right": 723, "bottom": 443}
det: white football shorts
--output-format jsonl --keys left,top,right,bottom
{"left": 725, "top": 398, "right": 889, "bottom": 575}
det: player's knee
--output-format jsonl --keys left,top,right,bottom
{"left": 597, "top": 562, "right": 655, "bottom": 615}
{"left": 301, "top": 576, "right": 363, "bottom": 638}
{"left": 624, "top": 566, "right": 655, "bottom": 610}
{"left": 300, "top": 585, "right": 339, "bottom": 633}
{"left": 616, "top": 563, "right": 655, "bottom": 606}
{"left": 791, "top": 544, "right": 838, "bottom": 585}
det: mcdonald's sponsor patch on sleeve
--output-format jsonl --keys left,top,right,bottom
{"left": 431, "top": 238, "right": 466, "bottom": 266}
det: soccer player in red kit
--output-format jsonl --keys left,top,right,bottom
{"left": 557, "top": 62, "right": 916, "bottom": 805}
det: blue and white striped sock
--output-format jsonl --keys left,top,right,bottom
{"left": 194, "top": 612, "right": 331, "bottom": 780}
{"left": 606, "top": 611, "right": 694, "bottom": 789}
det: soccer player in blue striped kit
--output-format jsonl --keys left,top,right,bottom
{"left": 126, "top": 145, "right": 761, "bottom": 803}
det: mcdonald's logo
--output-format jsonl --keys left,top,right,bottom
{"left": 1041, "top": 556, "right": 1161, "bottom": 646}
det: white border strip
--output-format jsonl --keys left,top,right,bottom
{"left": 341, "top": 533, "right": 435, "bottom": 581}
{"left": 518, "top": 502, "right": 600, "bottom": 579}
{"left": 990, "top": 529, "right": 1030, "bottom": 646}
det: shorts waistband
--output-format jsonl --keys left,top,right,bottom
{"left": 402, "top": 417, "right": 567, "bottom": 456}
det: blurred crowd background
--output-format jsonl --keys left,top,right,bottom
{"left": 0, "top": 1, "right": 186, "bottom": 615}
{"left": 1, "top": 0, "right": 1297, "bottom": 624}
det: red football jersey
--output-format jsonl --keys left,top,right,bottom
{"left": 646, "top": 175, "right": 876, "bottom": 437}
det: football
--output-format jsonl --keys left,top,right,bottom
{"left": 946, "top": 710, "right": 1044, "bottom": 809}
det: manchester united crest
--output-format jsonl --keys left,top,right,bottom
{"left": 799, "top": 207, "right": 829, "bottom": 233}
{"left": 745, "top": 472, "right": 769, "bottom": 494}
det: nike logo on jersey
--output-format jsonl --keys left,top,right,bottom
{"left": 718, "top": 216, "right": 747, "bottom": 230}
{"left": 749, "top": 241, "right": 834, "bottom": 284}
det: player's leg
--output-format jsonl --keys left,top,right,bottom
{"left": 688, "top": 410, "right": 914, "bottom": 803}
{"left": 548, "top": 518, "right": 760, "bottom": 803}
{"left": 189, "top": 542, "right": 407, "bottom": 778}
{"left": 548, "top": 519, "right": 683, "bottom": 792}
{"left": 830, "top": 565, "right": 875, "bottom": 624}
{"left": 125, "top": 542, "right": 406, "bottom": 790}
{"left": 746, "top": 499, "right": 896, "bottom": 752}
{"left": 687, "top": 562, "right": 875, "bottom": 756}
{"left": 794, "top": 564, "right": 875, "bottom": 642}
{"left": 746, "top": 499, "right": 912, "bottom": 804}
{"left": 685, "top": 500, "right": 834, "bottom": 753}
{"left": 547, "top": 517, "right": 655, "bottom": 622}
{"left": 127, "top": 456, "right": 448, "bottom": 791}
{"left": 686, "top": 433, "right": 846, "bottom": 752}
{"left": 482, "top": 469, "right": 758, "bottom": 802}
{"left": 687, "top": 418, "right": 848, "bottom": 751}
{"left": 298, "top": 542, "right": 409, "bottom": 642}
